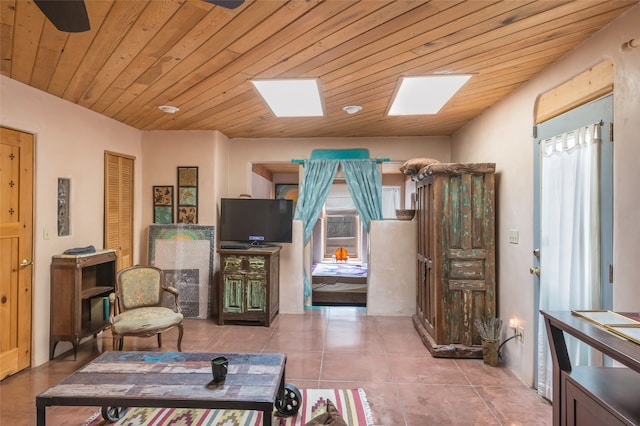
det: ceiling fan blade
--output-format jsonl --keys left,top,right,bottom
{"left": 202, "top": 0, "right": 245, "bottom": 10}
{"left": 34, "top": 0, "right": 90, "bottom": 32}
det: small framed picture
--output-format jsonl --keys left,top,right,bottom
{"left": 177, "top": 167, "right": 198, "bottom": 223}
{"left": 153, "top": 186, "right": 173, "bottom": 223}
{"left": 177, "top": 206, "right": 197, "bottom": 224}
{"left": 178, "top": 187, "right": 197, "bottom": 206}
{"left": 177, "top": 167, "right": 198, "bottom": 187}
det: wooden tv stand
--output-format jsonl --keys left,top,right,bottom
{"left": 540, "top": 310, "right": 640, "bottom": 426}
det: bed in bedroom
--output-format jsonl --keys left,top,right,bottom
{"left": 311, "top": 262, "right": 367, "bottom": 306}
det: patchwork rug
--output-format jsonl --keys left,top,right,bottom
{"left": 83, "top": 388, "right": 372, "bottom": 426}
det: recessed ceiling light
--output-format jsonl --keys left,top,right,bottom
{"left": 251, "top": 78, "right": 324, "bottom": 117}
{"left": 388, "top": 75, "right": 471, "bottom": 115}
{"left": 342, "top": 105, "right": 363, "bottom": 114}
{"left": 159, "top": 105, "right": 180, "bottom": 113}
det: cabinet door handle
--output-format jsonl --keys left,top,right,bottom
{"left": 20, "top": 259, "right": 33, "bottom": 268}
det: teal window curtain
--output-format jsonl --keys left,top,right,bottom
{"left": 293, "top": 159, "right": 339, "bottom": 298}
{"left": 341, "top": 159, "right": 383, "bottom": 232}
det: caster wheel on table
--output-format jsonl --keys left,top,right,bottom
{"left": 101, "top": 406, "right": 128, "bottom": 422}
{"left": 276, "top": 383, "right": 301, "bottom": 416}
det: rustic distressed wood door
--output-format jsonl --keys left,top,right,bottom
{"left": 104, "top": 152, "right": 134, "bottom": 271}
{"left": 0, "top": 127, "right": 33, "bottom": 379}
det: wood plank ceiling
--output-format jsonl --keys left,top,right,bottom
{"left": 1, "top": 0, "right": 636, "bottom": 139}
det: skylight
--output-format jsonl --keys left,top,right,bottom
{"left": 251, "top": 78, "right": 324, "bottom": 117}
{"left": 388, "top": 75, "right": 471, "bottom": 115}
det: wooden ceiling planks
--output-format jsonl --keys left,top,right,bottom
{"left": 10, "top": 0, "right": 45, "bottom": 85}
{"left": 132, "top": 0, "right": 353, "bottom": 130}
{"left": 1, "top": 0, "right": 636, "bottom": 138}
{"left": 29, "top": 18, "right": 68, "bottom": 91}
{"left": 89, "top": 0, "right": 212, "bottom": 113}
{"left": 76, "top": 0, "right": 186, "bottom": 109}
{"left": 113, "top": 1, "right": 287, "bottom": 126}
{"left": 0, "top": 0, "right": 16, "bottom": 76}
{"left": 62, "top": 1, "right": 149, "bottom": 103}
{"left": 45, "top": 1, "right": 113, "bottom": 97}
{"left": 141, "top": 1, "right": 400, "bottom": 131}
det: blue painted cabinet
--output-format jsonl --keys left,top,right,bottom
{"left": 218, "top": 247, "right": 280, "bottom": 326}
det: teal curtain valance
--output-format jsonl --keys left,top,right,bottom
{"left": 310, "top": 148, "right": 370, "bottom": 159}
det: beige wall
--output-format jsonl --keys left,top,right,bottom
{"left": 227, "top": 136, "right": 451, "bottom": 197}
{"left": 0, "top": 76, "right": 142, "bottom": 366}
{"left": 451, "top": 5, "right": 640, "bottom": 387}
{"left": 368, "top": 220, "right": 417, "bottom": 316}
{"left": 140, "top": 130, "right": 229, "bottom": 260}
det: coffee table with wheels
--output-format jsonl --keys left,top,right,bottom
{"left": 35, "top": 351, "right": 300, "bottom": 425}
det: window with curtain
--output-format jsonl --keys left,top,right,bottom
{"left": 323, "top": 184, "right": 360, "bottom": 259}
{"left": 294, "top": 156, "right": 383, "bottom": 300}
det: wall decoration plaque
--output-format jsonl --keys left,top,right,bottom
{"left": 57, "top": 178, "right": 70, "bottom": 236}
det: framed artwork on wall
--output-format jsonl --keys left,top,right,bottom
{"left": 275, "top": 183, "right": 298, "bottom": 213}
{"left": 177, "top": 206, "right": 197, "bottom": 224}
{"left": 177, "top": 167, "right": 198, "bottom": 186}
{"left": 177, "top": 167, "right": 198, "bottom": 224}
{"left": 153, "top": 185, "right": 174, "bottom": 224}
{"left": 178, "top": 186, "right": 197, "bottom": 205}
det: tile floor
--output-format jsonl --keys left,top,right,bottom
{"left": 0, "top": 307, "right": 552, "bottom": 425}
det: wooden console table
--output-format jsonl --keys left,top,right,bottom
{"left": 540, "top": 310, "right": 640, "bottom": 426}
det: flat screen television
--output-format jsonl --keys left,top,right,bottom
{"left": 219, "top": 198, "right": 294, "bottom": 246}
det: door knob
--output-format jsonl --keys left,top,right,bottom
{"left": 20, "top": 259, "right": 33, "bottom": 268}
{"left": 529, "top": 267, "right": 540, "bottom": 276}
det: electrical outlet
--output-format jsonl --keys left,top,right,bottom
{"left": 508, "top": 229, "right": 519, "bottom": 244}
{"left": 517, "top": 326, "right": 524, "bottom": 343}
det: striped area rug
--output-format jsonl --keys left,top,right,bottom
{"left": 83, "top": 388, "right": 372, "bottom": 426}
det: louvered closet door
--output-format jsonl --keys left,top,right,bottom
{"left": 104, "top": 152, "right": 134, "bottom": 271}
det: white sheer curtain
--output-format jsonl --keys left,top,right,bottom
{"left": 537, "top": 123, "right": 602, "bottom": 400}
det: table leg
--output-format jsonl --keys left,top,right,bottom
{"left": 263, "top": 407, "right": 273, "bottom": 426}
{"left": 36, "top": 406, "right": 46, "bottom": 426}
{"left": 544, "top": 316, "right": 572, "bottom": 426}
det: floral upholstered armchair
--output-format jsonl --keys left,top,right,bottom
{"left": 109, "top": 265, "right": 184, "bottom": 351}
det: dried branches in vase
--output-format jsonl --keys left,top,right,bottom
{"left": 475, "top": 317, "right": 502, "bottom": 366}
{"left": 475, "top": 317, "right": 503, "bottom": 342}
